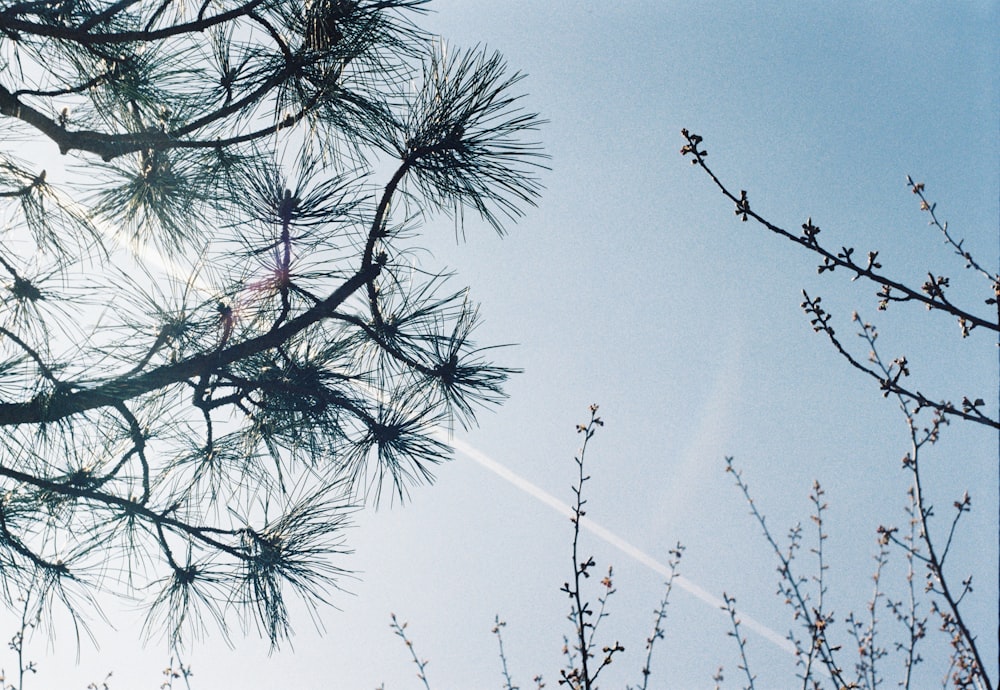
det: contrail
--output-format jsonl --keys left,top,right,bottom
{"left": 447, "top": 436, "right": 797, "bottom": 657}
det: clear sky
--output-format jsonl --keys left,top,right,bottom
{"left": 9, "top": 1, "right": 998, "bottom": 688}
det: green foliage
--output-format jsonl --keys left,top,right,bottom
{"left": 0, "top": 0, "right": 545, "bottom": 651}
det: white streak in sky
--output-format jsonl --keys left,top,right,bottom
{"left": 447, "top": 436, "right": 798, "bottom": 657}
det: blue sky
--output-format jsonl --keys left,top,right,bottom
{"left": 11, "top": 2, "right": 998, "bottom": 688}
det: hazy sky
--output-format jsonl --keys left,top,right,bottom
{"left": 12, "top": 2, "right": 998, "bottom": 688}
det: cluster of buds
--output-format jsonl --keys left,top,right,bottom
{"left": 801, "top": 293, "right": 833, "bottom": 335}
{"left": 734, "top": 190, "right": 750, "bottom": 221}
{"left": 679, "top": 128, "right": 707, "bottom": 161}
{"left": 800, "top": 217, "right": 821, "bottom": 245}
{"left": 961, "top": 396, "right": 985, "bottom": 413}
{"left": 877, "top": 524, "right": 899, "bottom": 545}
{"left": 920, "top": 273, "right": 950, "bottom": 302}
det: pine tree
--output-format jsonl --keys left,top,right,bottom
{"left": 0, "top": 0, "right": 544, "bottom": 648}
